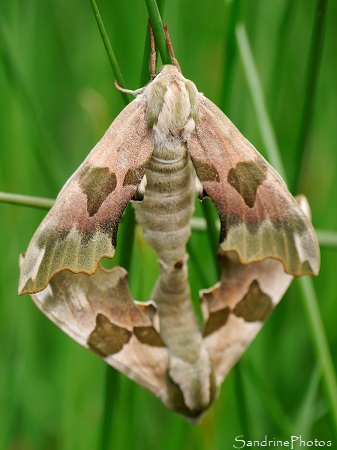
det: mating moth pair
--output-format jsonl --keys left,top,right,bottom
{"left": 19, "top": 29, "right": 320, "bottom": 421}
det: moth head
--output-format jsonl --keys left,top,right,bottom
{"left": 155, "top": 64, "right": 180, "bottom": 80}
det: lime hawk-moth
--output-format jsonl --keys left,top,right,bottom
{"left": 19, "top": 29, "right": 320, "bottom": 421}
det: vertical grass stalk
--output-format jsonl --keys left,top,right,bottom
{"left": 89, "top": 0, "right": 130, "bottom": 105}
{"left": 236, "top": 22, "right": 337, "bottom": 436}
{"left": 140, "top": 0, "right": 167, "bottom": 84}
{"left": 144, "top": 0, "right": 172, "bottom": 65}
{"left": 89, "top": 2, "right": 133, "bottom": 448}
{"left": 219, "top": 0, "right": 240, "bottom": 111}
{"left": 298, "top": 277, "right": 337, "bottom": 435}
{"left": 293, "top": 0, "right": 329, "bottom": 192}
{"left": 235, "top": 24, "right": 287, "bottom": 183}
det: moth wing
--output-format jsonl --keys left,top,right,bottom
{"left": 202, "top": 252, "right": 292, "bottom": 386}
{"left": 19, "top": 97, "right": 153, "bottom": 295}
{"left": 201, "top": 195, "right": 308, "bottom": 386}
{"left": 20, "top": 254, "right": 169, "bottom": 399}
{"left": 188, "top": 95, "right": 320, "bottom": 276}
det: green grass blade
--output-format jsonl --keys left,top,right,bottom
{"left": 298, "top": 277, "right": 337, "bottom": 436}
{"left": 236, "top": 22, "right": 337, "bottom": 436}
{"left": 144, "top": 0, "right": 172, "bottom": 65}
{"left": 292, "top": 0, "right": 329, "bottom": 192}
{"left": 316, "top": 230, "right": 337, "bottom": 248}
{"left": 89, "top": 0, "right": 130, "bottom": 106}
{"left": 87, "top": 3, "right": 135, "bottom": 448}
{"left": 293, "top": 364, "right": 322, "bottom": 435}
{"left": 140, "top": 0, "right": 166, "bottom": 85}
{"left": 233, "top": 364, "right": 251, "bottom": 437}
{"left": 201, "top": 200, "right": 220, "bottom": 278}
{"left": 235, "top": 23, "right": 287, "bottom": 182}
{"left": 3, "top": 192, "right": 337, "bottom": 258}
{"left": 247, "top": 360, "right": 293, "bottom": 435}
{"left": 100, "top": 367, "right": 120, "bottom": 450}
{"left": 266, "top": 0, "right": 296, "bottom": 110}
{"left": 0, "top": 192, "right": 54, "bottom": 209}
{"left": 219, "top": 0, "right": 240, "bottom": 111}
{"left": 0, "top": 18, "right": 64, "bottom": 188}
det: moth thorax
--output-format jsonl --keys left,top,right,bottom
{"left": 153, "top": 83, "right": 197, "bottom": 147}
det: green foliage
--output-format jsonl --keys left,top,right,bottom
{"left": 1, "top": 0, "right": 336, "bottom": 449}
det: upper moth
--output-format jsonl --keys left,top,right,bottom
{"left": 19, "top": 26, "right": 320, "bottom": 421}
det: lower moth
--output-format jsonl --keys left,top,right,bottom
{"left": 19, "top": 27, "right": 320, "bottom": 421}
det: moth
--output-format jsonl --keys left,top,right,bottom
{"left": 19, "top": 28, "right": 320, "bottom": 421}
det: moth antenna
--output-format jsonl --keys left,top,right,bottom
{"left": 163, "top": 24, "right": 181, "bottom": 72}
{"left": 148, "top": 19, "right": 157, "bottom": 79}
{"left": 114, "top": 80, "right": 145, "bottom": 96}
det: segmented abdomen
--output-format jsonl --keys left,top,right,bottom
{"left": 133, "top": 143, "right": 195, "bottom": 265}
{"left": 133, "top": 143, "right": 213, "bottom": 415}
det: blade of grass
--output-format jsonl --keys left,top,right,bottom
{"left": 201, "top": 201, "right": 220, "bottom": 278}
{"left": 144, "top": 0, "right": 172, "bottom": 65}
{"left": 233, "top": 364, "right": 251, "bottom": 437}
{"left": 0, "top": 18, "right": 64, "bottom": 189}
{"left": 293, "top": 363, "right": 322, "bottom": 434}
{"left": 292, "top": 0, "right": 329, "bottom": 192}
{"left": 266, "top": 0, "right": 297, "bottom": 110}
{"left": 115, "top": 205, "right": 136, "bottom": 270}
{"left": 315, "top": 230, "right": 337, "bottom": 248}
{"left": 99, "top": 366, "right": 120, "bottom": 450}
{"left": 235, "top": 23, "right": 287, "bottom": 183}
{"left": 236, "top": 22, "right": 337, "bottom": 436}
{"left": 140, "top": 0, "right": 166, "bottom": 84}
{"left": 247, "top": 360, "right": 293, "bottom": 435}
{"left": 89, "top": 0, "right": 130, "bottom": 106}
{"left": 0, "top": 192, "right": 54, "bottom": 209}
{"left": 88, "top": 3, "right": 134, "bottom": 448}
{"left": 219, "top": 0, "right": 240, "bottom": 111}
{"left": 140, "top": 24, "right": 154, "bottom": 86}
{"left": 298, "top": 277, "right": 337, "bottom": 435}
{"left": 2, "top": 192, "right": 337, "bottom": 251}
{"left": 187, "top": 240, "right": 214, "bottom": 292}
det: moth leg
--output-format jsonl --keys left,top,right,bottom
{"left": 194, "top": 175, "right": 206, "bottom": 200}
{"left": 163, "top": 24, "right": 181, "bottom": 72}
{"left": 132, "top": 175, "right": 147, "bottom": 202}
{"left": 114, "top": 80, "right": 145, "bottom": 97}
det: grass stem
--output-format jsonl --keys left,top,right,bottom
{"left": 140, "top": 0, "right": 166, "bottom": 85}
{"left": 89, "top": 0, "right": 130, "bottom": 105}
{"left": 293, "top": 0, "right": 329, "bottom": 192}
{"left": 144, "top": 0, "right": 172, "bottom": 65}
{"left": 235, "top": 24, "right": 287, "bottom": 182}
{"left": 298, "top": 277, "right": 337, "bottom": 436}
{"left": 236, "top": 21, "right": 337, "bottom": 435}
{"left": 0, "top": 192, "right": 54, "bottom": 209}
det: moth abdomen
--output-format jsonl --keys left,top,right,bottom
{"left": 133, "top": 146, "right": 195, "bottom": 263}
{"left": 133, "top": 136, "right": 215, "bottom": 415}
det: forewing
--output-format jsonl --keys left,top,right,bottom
{"left": 19, "top": 97, "right": 153, "bottom": 294}
{"left": 188, "top": 95, "right": 320, "bottom": 276}
{"left": 19, "top": 254, "right": 168, "bottom": 399}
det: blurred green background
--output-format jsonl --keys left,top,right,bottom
{"left": 1, "top": 0, "right": 336, "bottom": 449}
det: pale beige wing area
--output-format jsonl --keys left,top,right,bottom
{"left": 20, "top": 255, "right": 169, "bottom": 400}
{"left": 19, "top": 96, "right": 153, "bottom": 295}
{"left": 188, "top": 95, "right": 320, "bottom": 277}
{"left": 202, "top": 252, "right": 292, "bottom": 386}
